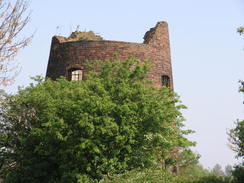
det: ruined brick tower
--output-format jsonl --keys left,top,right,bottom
{"left": 46, "top": 21, "right": 173, "bottom": 88}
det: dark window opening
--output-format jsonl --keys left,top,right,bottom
{"left": 68, "top": 68, "right": 83, "bottom": 81}
{"left": 162, "top": 75, "right": 170, "bottom": 87}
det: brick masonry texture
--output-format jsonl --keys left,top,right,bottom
{"left": 46, "top": 21, "right": 173, "bottom": 88}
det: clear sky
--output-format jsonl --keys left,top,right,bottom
{"left": 5, "top": 0, "right": 244, "bottom": 169}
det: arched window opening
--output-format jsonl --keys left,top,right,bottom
{"left": 68, "top": 68, "right": 83, "bottom": 81}
{"left": 161, "top": 75, "right": 170, "bottom": 87}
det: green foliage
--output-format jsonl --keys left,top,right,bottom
{"left": 231, "top": 165, "right": 244, "bottom": 183}
{"left": 177, "top": 149, "right": 200, "bottom": 171}
{"left": 100, "top": 167, "right": 178, "bottom": 183}
{"left": 100, "top": 166, "right": 232, "bottom": 183}
{"left": 67, "top": 31, "right": 103, "bottom": 41}
{"left": 228, "top": 82, "right": 244, "bottom": 158}
{"left": 0, "top": 57, "right": 193, "bottom": 182}
{"left": 224, "top": 165, "right": 233, "bottom": 177}
{"left": 228, "top": 119, "right": 244, "bottom": 158}
{"left": 211, "top": 164, "right": 225, "bottom": 177}
{"left": 179, "top": 164, "right": 210, "bottom": 178}
{"left": 228, "top": 81, "right": 244, "bottom": 183}
{"left": 193, "top": 175, "right": 232, "bottom": 183}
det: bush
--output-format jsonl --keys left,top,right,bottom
{"left": 232, "top": 164, "right": 244, "bottom": 183}
{"left": 193, "top": 175, "right": 232, "bottom": 183}
{"left": 100, "top": 167, "right": 233, "bottom": 183}
{"left": 100, "top": 167, "right": 182, "bottom": 183}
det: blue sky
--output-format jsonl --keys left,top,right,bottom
{"left": 6, "top": 0, "right": 244, "bottom": 169}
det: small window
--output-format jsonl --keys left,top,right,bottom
{"left": 161, "top": 75, "right": 170, "bottom": 87}
{"left": 68, "top": 68, "right": 83, "bottom": 81}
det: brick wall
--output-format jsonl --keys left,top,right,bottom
{"left": 46, "top": 21, "right": 173, "bottom": 88}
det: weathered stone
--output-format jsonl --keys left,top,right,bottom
{"left": 46, "top": 21, "right": 173, "bottom": 89}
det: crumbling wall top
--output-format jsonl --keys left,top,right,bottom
{"left": 53, "top": 31, "right": 103, "bottom": 43}
{"left": 143, "top": 21, "right": 168, "bottom": 44}
{"left": 52, "top": 21, "right": 169, "bottom": 46}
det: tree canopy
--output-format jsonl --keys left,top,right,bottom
{"left": 228, "top": 85, "right": 244, "bottom": 160}
{"left": 228, "top": 81, "right": 244, "bottom": 183}
{"left": 0, "top": 57, "right": 193, "bottom": 182}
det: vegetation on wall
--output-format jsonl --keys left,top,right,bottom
{"left": 67, "top": 30, "right": 103, "bottom": 41}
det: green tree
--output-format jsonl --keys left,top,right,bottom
{"left": 176, "top": 149, "right": 200, "bottom": 171}
{"left": 231, "top": 165, "right": 244, "bottom": 183}
{"left": 228, "top": 81, "right": 244, "bottom": 183}
{"left": 228, "top": 120, "right": 244, "bottom": 159}
{"left": 211, "top": 164, "right": 225, "bottom": 177}
{"left": 0, "top": 57, "right": 193, "bottom": 182}
{"left": 228, "top": 28, "right": 244, "bottom": 183}
{"left": 228, "top": 82, "right": 244, "bottom": 159}
{"left": 224, "top": 165, "right": 232, "bottom": 177}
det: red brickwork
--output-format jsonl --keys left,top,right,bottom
{"left": 46, "top": 21, "right": 173, "bottom": 88}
